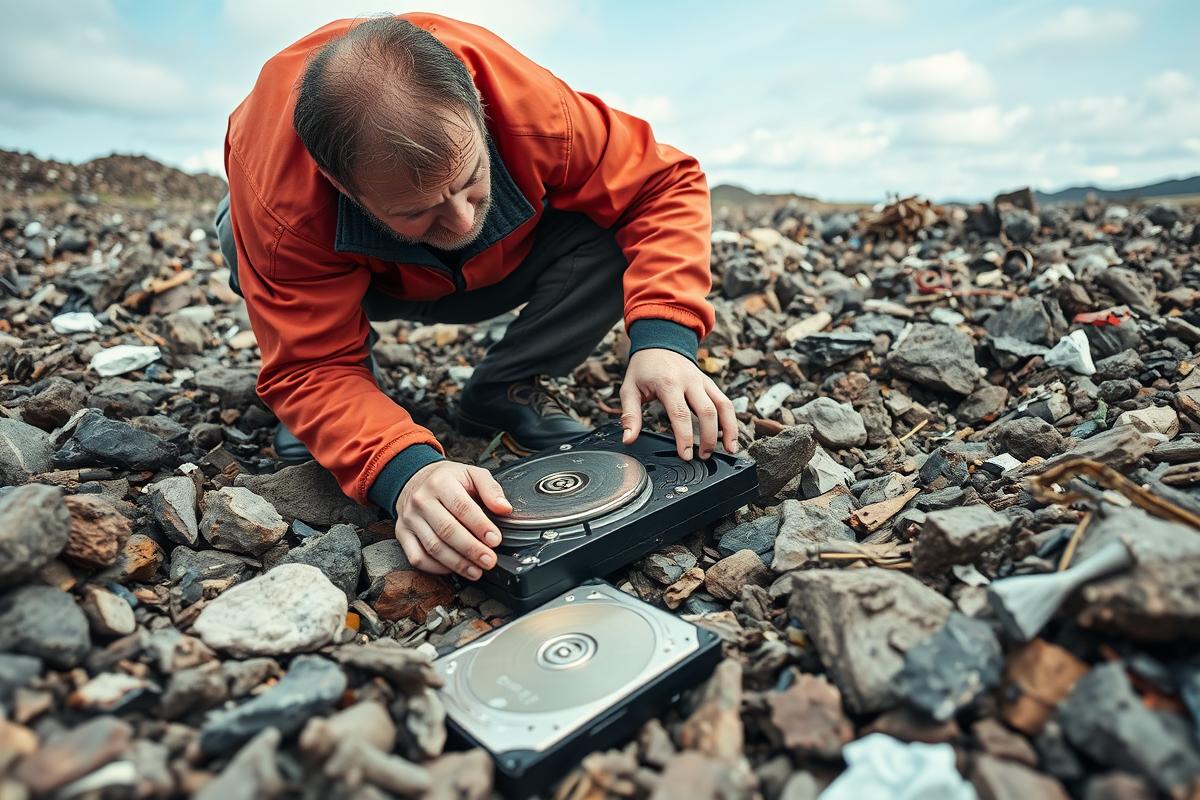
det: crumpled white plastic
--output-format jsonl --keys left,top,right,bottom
{"left": 89, "top": 344, "right": 161, "bottom": 377}
{"left": 51, "top": 311, "right": 104, "bottom": 334}
{"left": 1043, "top": 329, "right": 1096, "bottom": 376}
{"left": 818, "top": 734, "right": 976, "bottom": 800}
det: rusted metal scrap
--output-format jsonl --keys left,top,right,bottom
{"left": 864, "top": 196, "right": 944, "bottom": 241}
{"left": 1026, "top": 457, "right": 1200, "bottom": 530}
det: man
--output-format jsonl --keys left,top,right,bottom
{"left": 216, "top": 14, "right": 737, "bottom": 584}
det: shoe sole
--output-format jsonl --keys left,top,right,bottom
{"left": 455, "top": 409, "right": 535, "bottom": 456}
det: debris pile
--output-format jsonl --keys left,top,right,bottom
{"left": 3, "top": 152, "right": 1200, "bottom": 799}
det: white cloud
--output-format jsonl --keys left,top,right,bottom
{"left": 903, "top": 104, "right": 1032, "bottom": 146}
{"left": 1003, "top": 6, "right": 1140, "bottom": 53}
{"left": 834, "top": 0, "right": 909, "bottom": 25}
{"left": 1079, "top": 164, "right": 1121, "bottom": 182}
{"left": 0, "top": 0, "right": 191, "bottom": 118}
{"left": 599, "top": 93, "right": 675, "bottom": 127}
{"left": 703, "top": 124, "right": 891, "bottom": 170}
{"left": 863, "top": 51, "right": 993, "bottom": 110}
{"left": 181, "top": 148, "right": 226, "bottom": 176}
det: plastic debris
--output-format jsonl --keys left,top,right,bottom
{"left": 88, "top": 345, "right": 162, "bottom": 377}
{"left": 818, "top": 733, "right": 975, "bottom": 800}
{"left": 51, "top": 311, "right": 104, "bottom": 334}
{"left": 1043, "top": 330, "right": 1096, "bottom": 375}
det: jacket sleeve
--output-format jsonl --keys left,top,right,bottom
{"left": 228, "top": 190, "right": 444, "bottom": 510}
{"left": 544, "top": 82, "right": 716, "bottom": 362}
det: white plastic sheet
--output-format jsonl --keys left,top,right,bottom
{"left": 818, "top": 734, "right": 976, "bottom": 800}
{"left": 51, "top": 311, "right": 104, "bottom": 334}
{"left": 89, "top": 344, "right": 161, "bottom": 377}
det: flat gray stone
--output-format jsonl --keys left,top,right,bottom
{"left": 0, "top": 584, "right": 91, "bottom": 668}
{"left": 0, "top": 417, "right": 54, "bottom": 485}
{"left": 888, "top": 323, "right": 978, "bottom": 395}
{"left": 748, "top": 424, "right": 817, "bottom": 498}
{"left": 0, "top": 483, "right": 69, "bottom": 587}
{"left": 279, "top": 524, "right": 363, "bottom": 597}
{"left": 234, "top": 460, "right": 380, "bottom": 527}
{"left": 772, "top": 499, "right": 855, "bottom": 572}
{"left": 792, "top": 397, "right": 866, "bottom": 449}
{"left": 200, "top": 486, "right": 288, "bottom": 557}
{"left": 146, "top": 476, "right": 198, "bottom": 546}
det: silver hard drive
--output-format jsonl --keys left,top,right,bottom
{"left": 433, "top": 578, "right": 722, "bottom": 797}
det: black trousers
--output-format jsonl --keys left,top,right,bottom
{"left": 214, "top": 195, "right": 626, "bottom": 385}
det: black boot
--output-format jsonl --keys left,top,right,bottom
{"left": 456, "top": 376, "right": 590, "bottom": 455}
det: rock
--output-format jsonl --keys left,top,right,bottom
{"left": 146, "top": 475, "right": 199, "bottom": 546}
{"left": 755, "top": 382, "right": 795, "bottom": 419}
{"left": 199, "top": 655, "right": 347, "bottom": 756}
{"left": 678, "top": 659, "right": 743, "bottom": 760}
{"left": 1038, "top": 424, "right": 1157, "bottom": 472}
{"left": 747, "top": 424, "right": 817, "bottom": 497}
{"left": 1000, "top": 640, "right": 1089, "bottom": 735}
{"left": 0, "top": 417, "right": 54, "bottom": 484}
{"left": 888, "top": 323, "right": 978, "bottom": 395}
{"left": 87, "top": 378, "right": 172, "bottom": 417}
{"left": 373, "top": 570, "right": 455, "bottom": 624}
{"left": 68, "top": 672, "right": 156, "bottom": 713}
{"left": 863, "top": 707, "right": 961, "bottom": 745}
{"left": 717, "top": 514, "right": 779, "bottom": 559}
{"left": 0, "top": 653, "right": 42, "bottom": 703}
{"left": 279, "top": 523, "right": 362, "bottom": 597}
{"left": 767, "top": 673, "right": 854, "bottom": 759}
{"left": 192, "top": 365, "right": 260, "bottom": 409}
{"left": 792, "top": 397, "right": 867, "bottom": 448}
{"left": 234, "top": 460, "right": 380, "bottom": 527}
{"left": 801, "top": 446, "right": 856, "bottom": 498}
{"left": 795, "top": 332, "right": 875, "bottom": 368}
{"left": 64, "top": 494, "right": 131, "bottom": 568}
{"left": 772, "top": 500, "right": 855, "bottom": 572}
{"left": 161, "top": 663, "right": 228, "bottom": 720}
{"left": 989, "top": 417, "right": 1063, "bottom": 462}
{"left": 0, "top": 483, "right": 69, "bottom": 587}
{"left": 300, "top": 700, "right": 395, "bottom": 760}
{"left": 913, "top": 505, "right": 1009, "bottom": 574}
{"left": 12, "top": 716, "right": 133, "bottom": 797}
{"left": 640, "top": 544, "right": 698, "bottom": 585}
{"left": 1116, "top": 405, "right": 1180, "bottom": 437}
{"left": 1082, "top": 773, "right": 1156, "bottom": 800}
{"left": 788, "top": 568, "right": 954, "bottom": 713}
{"left": 195, "top": 728, "right": 286, "bottom": 800}
{"left": 705, "top": 549, "right": 772, "bottom": 600}
{"left": 423, "top": 749, "right": 489, "bottom": 800}
{"left": 894, "top": 613, "right": 1003, "bottom": 721}
{"left": 984, "top": 296, "right": 1063, "bottom": 346}
{"left": 1076, "top": 556, "right": 1200, "bottom": 641}
{"left": 1057, "top": 662, "right": 1200, "bottom": 794}
{"left": 331, "top": 639, "right": 441, "bottom": 692}
{"left": 362, "top": 539, "right": 411, "bottom": 585}
{"left": 200, "top": 486, "right": 288, "bottom": 557}
{"left": 22, "top": 378, "right": 87, "bottom": 430}
{"left": 972, "top": 718, "right": 1038, "bottom": 767}
{"left": 970, "top": 755, "right": 1069, "bottom": 800}
{"left": 652, "top": 751, "right": 756, "bottom": 800}
{"left": 663, "top": 567, "right": 706, "bottom": 610}
{"left": 53, "top": 409, "right": 177, "bottom": 470}
{"left": 80, "top": 585, "right": 136, "bottom": 637}
{"left": 956, "top": 385, "right": 1009, "bottom": 424}
{"left": 170, "top": 546, "right": 256, "bottom": 584}
{"left": 0, "top": 584, "right": 91, "bottom": 668}
{"left": 193, "top": 563, "right": 347, "bottom": 657}
{"left": 107, "top": 533, "right": 165, "bottom": 582}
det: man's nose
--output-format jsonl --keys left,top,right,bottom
{"left": 441, "top": 195, "right": 475, "bottom": 235}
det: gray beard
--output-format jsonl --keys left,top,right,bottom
{"left": 352, "top": 193, "right": 492, "bottom": 252}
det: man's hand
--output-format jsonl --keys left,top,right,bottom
{"left": 394, "top": 460, "right": 511, "bottom": 580}
{"left": 619, "top": 349, "right": 739, "bottom": 460}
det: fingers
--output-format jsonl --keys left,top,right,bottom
{"left": 465, "top": 466, "right": 511, "bottom": 518}
{"left": 394, "top": 524, "right": 451, "bottom": 576}
{"left": 420, "top": 499, "right": 496, "bottom": 579}
{"left": 619, "top": 381, "right": 643, "bottom": 446}
{"left": 686, "top": 384, "right": 719, "bottom": 459}
{"left": 661, "top": 385, "right": 694, "bottom": 460}
{"left": 707, "top": 381, "right": 740, "bottom": 454}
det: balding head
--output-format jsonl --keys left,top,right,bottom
{"left": 294, "top": 16, "right": 486, "bottom": 196}
{"left": 293, "top": 17, "right": 493, "bottom": 250}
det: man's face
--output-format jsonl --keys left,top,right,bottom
{"left": 348, "top": 120, "right": 492, "bottom": 251}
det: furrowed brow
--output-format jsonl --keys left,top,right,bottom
{"left": 391, "top": 154, "right": 484, "bottom": 215}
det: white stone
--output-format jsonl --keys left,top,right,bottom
{"left": 193, "top": 563, "right": 347, "bottom": 657}
{"left": 51, "top": 311, "right": 104, "bottom": 334}
{"left": 89, "top": 345, "right": 161, "bottom": 377}
{"left": 1116, "top": 405, "right": 1180, "bottom": 438}
{"left": 754, "top": 382, "right": 794, "bottom": 419}
{"left": 792, "top": 397, "right": 867, "bottom": 449}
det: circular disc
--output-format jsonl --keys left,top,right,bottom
{"left": 464, "top": 602, "right": 656, "bottom": 713}
{"left": 492, "top": 451, "right": 649, "bottom": 529}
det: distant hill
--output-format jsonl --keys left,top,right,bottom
{"left": 0, "top": 149, "right": 227, "bottom": 204}
{"left": 711, "top": 184, "right": 819, "bottom": 210}
{"left": 1032, "top": 175, "right": 1200, "bottom": 204}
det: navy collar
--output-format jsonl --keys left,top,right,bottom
{"left": 333, "top": 135, "right": 536, "bottom": 268}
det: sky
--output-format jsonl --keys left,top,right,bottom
{"left": 0, "top": 0, "right": 1197, "bottom": 202}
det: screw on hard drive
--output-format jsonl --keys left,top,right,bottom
{"left": 675, "top": 486, "right": 688, "bottom": 493}
{"left": 542, "top": 530, "right": 559, "bottom": 541}
{"left": 559, "top": 443, "right": 572, "bottom": 450}
{"left": 520, "top": 555, "right": 538, "bottom": 565}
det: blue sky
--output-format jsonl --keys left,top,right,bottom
{"left": 0, "top": 0, "right": 1197, "bottom": 201}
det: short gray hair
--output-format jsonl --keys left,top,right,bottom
{"left": 293, "top": 16, "right": 486, "bottom": 195}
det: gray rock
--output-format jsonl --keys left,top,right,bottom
{"left": 1039, "top": 424, "right": 1157, "bottom": 473}
{"left": 983, "top": 296, "right": 1064, "bottom": 346}
{"left": 718, "top": 515, "right": 780, "bottom": 558}
{"left": 894, "top": 613, "right": 1003, "bottom": 721}
{"left": 1000, "top": 208, "right": 1039, "bottom": 244}
{"left": 161, "top": 663, "right": 228, "bottom": 720}
{"left": 0, "top": 417, "right": 54, "bottom": 484}
{"left": 0, "top": 483, "right": 69, "bottom": 587}
{"left": 53, "top": 409, "right": 177, "bottom": 470}
{"left": 170, "top": 546, "right": 257, "bottom": 584}
{"left": 801, "top": 446, "right": 856, "bottom": 498}
{"left": 130, "top": 414, "right": 189, "bottom": 445}
{"left": 87, "top": 378, "right": 172, "bottom": 418}
{"left": 772, "top": 500, "right": 855, "bottom": 572}
{"left": 80, "top": 585, "right": 136, "bottom": 637}
{"left": 787, "top": 568, "right": 954, "bottom": 713}
{"left": 792, "top": 397, "right": 866, "bottom": 449}
{"left": 362, "top": 538, "right": 410, "bottom": 585}
{"left": 639, "top": 544, "right": 699, "bottom": 585}
{"left": 990, "top": 417, "right": 1063, "bottom": 461}
{"left": 747, "top": 424, "right": 817, "bottom": 498}
{"left": 200, "top": 486, "right": 288, "bottom": 557}
{"left": 193, "top": 366, "right": 260, "bottom": 410}
{"left": 193, "top": 563, "right": 347, "bottom": 657}
{"left": 1057, "top": 662, "right": 1200, "bottom": 794}
{"left": 234, "top": 460, "right": 380, "bottom": 528}
{"left": 987, "top": 336, "right": 1049, "bottom": 369}
{"left": 280, "top": 523, "right": 363, "bottom": 597}
{"left": 0, "top": 652, "right": 43, "bottom": 702}
{"left": 22, "top": 377, "right": 87, "bottom": 430}
{"left": 0, "top": 584, "right": 91, "bottom": 668}
{"left": 913, "top": 505, "right": 1009, "bottom": 574}
{"left": 146, "top": 475, "right": 199, "bottom": 546}
{"left": 888, "top": 323, "right": 978, "bottom": 395}
{"left": 956, "top": 385, "right": 1009, "bottom": 425}
{"left": 199, "top": 655, "right": 346, "bottom": 757}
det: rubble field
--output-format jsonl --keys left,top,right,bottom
{"left": 3, "top": 149, "right": 1200, "bottom": 799}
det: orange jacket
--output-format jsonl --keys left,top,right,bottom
{"left": 223, "top": 13, "right": 715, "bottom": 511}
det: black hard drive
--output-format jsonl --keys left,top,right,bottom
{"left": 432, "top": 578, "right": 723, "bottom": 798}
{"left": 468, "top": 421, "right": 759, "bottom": 611}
